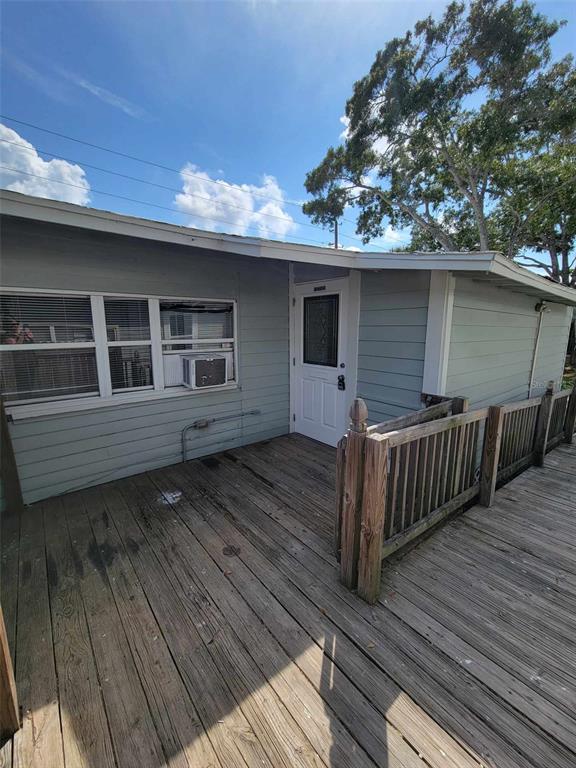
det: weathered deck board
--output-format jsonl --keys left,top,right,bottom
{"left": 2, "top": 434, "right": 576, "bottom": 767}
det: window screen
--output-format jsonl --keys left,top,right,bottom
{"left": 160, "top": 301, "right": 233, "bottom": 340}
{"left": 0, "top": 294, "right": 97, "bottom": 402}
{"left": 303, "top": 294, "right": 339, "bottom": 367}
{"left": 0, "top": 294, "right": 94, "bottom": 344}
{"left": 0, "top": 349, "right": 98, "bottom": 401}
{"left": 104, "top": 298, "right": 150, "bottom": 342}
{"left": 104, "top": 298, "right": 153, "bottom": 391}
{"left": 109, "top": 345, "right": 153, "bottom": 391}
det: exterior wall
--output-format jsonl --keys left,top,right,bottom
{"left": 446, "top": 276, "right": 570, "bottom": 407}
{"left": 357, "top": 270, "right": 430, "bottom": 424}
{"left": 1, "top": 218, "right": 290, "bottom": 503}
{"left": 292, "top": 263, "right": 349, "bottom": 283}
{"left": 532, "top": 303, "right": 572, "bottom": 393}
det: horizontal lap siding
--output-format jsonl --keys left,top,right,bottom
{"left": 446, "top": 276, "right": 570, "bottom": 407}
{"left": 532, "top": 304, "right": 572, "bottom": 394}
{"left": 357, "top": 271, "right": 430, "bottom": 425}
{"left": 3, "top": 219, "right": 290, "bottom": 503}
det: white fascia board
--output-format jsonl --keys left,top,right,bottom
{"left": 355, "top": 251, "right": 499, "bottom": 271}
{"left": 2, "top": 191, "right": 575, "bottom": 304}
{"left": 0, "top": 190, "right": 356, "bottom": 268}
{"left": 488, "top": 254, "right": 576, "bottom": 306}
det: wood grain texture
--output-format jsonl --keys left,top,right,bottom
{"left": 480, "top": 405, "right": 505, "bottom": 506}
{"left": 4, "top": 434, "right": 576, "bottom": 768}
{"left": 340, "top": 429, "right": 366, "bottom": 589}
{"left": 0, "top": 605, "right": 18, "bottom": 742}
{"left": 357, "top": 437, "right": 388, "bottom": 603}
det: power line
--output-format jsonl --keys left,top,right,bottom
{"left": 0, "top": 114, "right": 313, "bottom": 209}
{"left": 0, "top": 164, "right": 338, "bottom": 247}
{"left": 0, "top": 137, "right": 327, "bottom": 233}
{"left": 0, "top": 136, "right": 382, "bottom": 248}
{"left": 0, "top": 114, "right": 409, "bottom": 245}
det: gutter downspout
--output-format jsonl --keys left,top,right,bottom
{"left": 529, "top": 301, "right": 550, "bottom": 397}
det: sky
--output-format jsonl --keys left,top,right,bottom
{"left": 1, "top": 0, "right": 575, "bottom": 252}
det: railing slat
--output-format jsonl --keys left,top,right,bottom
{"left": 535, "top": 382, "right": 555, "bottom": 466}
{"left": 336, "top": 382, "right": 573, "bottom": 605}
{"left": 565, "top": 387, "right": 576, "bottom": 443}
{"left": 479, "top": 405, "right": 505, "bottom": 507}
{"left": 334, "top": 435, "right": 347, "bottom": 560}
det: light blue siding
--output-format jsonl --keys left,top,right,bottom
{"left": 2, "top": 218, "right": 290, "bottom": 503}
{"left": 357, "top": 271, "right": 430, "bottom": 424}
{"left": 446, "top": 276, "right": 570, "bottom": 407}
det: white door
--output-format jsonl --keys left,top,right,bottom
{"left": 293, "top": 278, "right": 351, "bottom": 446}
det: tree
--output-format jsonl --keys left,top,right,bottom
{"left": 303, "top": 0, "right": 576, "bottom": 284}
{"left": 493, "top": 140, "right": 576, "bottom": 286}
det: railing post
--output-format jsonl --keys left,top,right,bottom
{"left": 564, "top": 386, "right": 576, "bottom": 444}
{"left": 0, "top": 604, "right": 19, "bottom": 742}
{"left": 357, "top": 435, "right": 389, "bottom": 604}
{"left": 534, "top": 381, "right": 555, "bottom": 466}
{"left": 340, "top": 398, "right": 368, "bottom": 590}
{"left": 479, "top": 405, "right": 505, "bottom": 507}
{"left": 451, "top": 396, "right": 470, "bottom": 415}
{"left": 334, "top": 435, "right": 347, "bottom": 560}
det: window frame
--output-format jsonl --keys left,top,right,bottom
{"left": 1, "top": 287, "right": 239, "bottom": 416}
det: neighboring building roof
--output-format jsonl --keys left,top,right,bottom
{"left": 2, "top": 189, "right": 575, "bottom": 306}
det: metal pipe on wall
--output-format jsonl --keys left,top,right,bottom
{"left": 181, "top": 409, "right": 261, "bottom": 462}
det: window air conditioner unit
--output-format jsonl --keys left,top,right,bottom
{"left": 182, "top": 354, "right": 227, "bottom": 389}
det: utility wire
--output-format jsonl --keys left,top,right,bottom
{"left": 0, "top": 164, "right": 340, "bottom": 247}
{"left": 0, "top": 114, "right": 409, "bottom": 245}
{"left": 0, "top": 136, "right": 366, "bottom": 244}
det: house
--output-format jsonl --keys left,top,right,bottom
{"left": 1, "top": 188, "right": 575, "bottom": 505}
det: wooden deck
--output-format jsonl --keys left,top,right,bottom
{"left": 1, "top": 433, "right": 575, "bottom": 768}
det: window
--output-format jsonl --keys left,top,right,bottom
{"left": 303, "top": 294, "right": 339, "bottom": 367}
{"left": 0, "top": 294, "right": 98, "bottom": 401}
{"left": 0, "top": 291, "right": 237, "bottom": 408}
{"left": 104, "top": 298, "right": 153, "bottom": 391}
{"left": 160, "top": 300, "right": 235, "bottom": 386}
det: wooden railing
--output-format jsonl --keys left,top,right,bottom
{"left": 336, "top": 382, "right": 576, "bottom": 603}
{"left": 548, "top": 389, "right": 573, "bottom": 448}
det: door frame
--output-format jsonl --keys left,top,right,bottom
{"left": 289, "top": 267, "right": 360, "bottom": 441}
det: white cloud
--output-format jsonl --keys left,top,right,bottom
{"left": 174, "top": 164, "right": 296, "bottom": 239}
{"left": 0, "top": 124, "right": 90, "bottom": 205}
{"left": 339, "top": 114, "right": 389, "bottom": 155}
{"left": 58, "top": 69, "right": 147, "bottom": 119}
{"left": 339, "top": 115, "right": 350, "bottom": 140}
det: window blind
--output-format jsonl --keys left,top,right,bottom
{"left": 0, "top": 294, "right": 94, "bottom": 344}
{"left": 0, "top": 294, "right": 97, "bottom": 402}
{"left": 104, "top": 298, "right": 151, "bottom": 342}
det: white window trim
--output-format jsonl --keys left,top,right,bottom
{"left": 1, "top": 287, "right": 239, "bottom": 418}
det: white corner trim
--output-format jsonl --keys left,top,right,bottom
{"left": 422, "top": 271, "right": 455, "bottom": 396}
{"left": 345, "top": 270, "right": 361, "bottom": 415}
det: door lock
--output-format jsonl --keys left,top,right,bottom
{"left": 337, "top": 375, "right": 346, "bottom": 391}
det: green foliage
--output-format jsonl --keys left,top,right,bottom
{"left": 303, "top": 0, "right": 576, "bottom": 284}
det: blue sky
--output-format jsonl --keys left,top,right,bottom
{"left": 1, "top": 0, "right": 575, "bottom": 251}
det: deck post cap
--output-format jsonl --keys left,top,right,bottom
{"left": 349, "top": 398, "right": 368, "bottom": 432}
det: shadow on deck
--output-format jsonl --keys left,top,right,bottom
{"left": 1, "top": 434, "right": 575, "bottom": 767}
